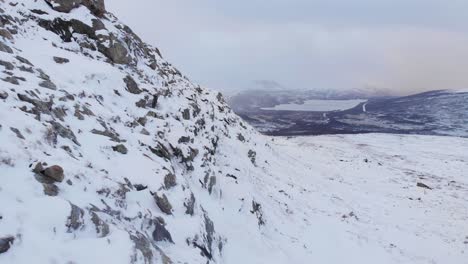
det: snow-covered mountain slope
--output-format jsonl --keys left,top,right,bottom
{"left": 0, "top": 1, "right": 467, "bottom": 264}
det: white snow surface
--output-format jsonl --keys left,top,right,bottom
{"left": 0, "top": 1, "right": 467, "bottom": 264}
{"left": 262, "top": 99, "right": 367, "bottom": 112}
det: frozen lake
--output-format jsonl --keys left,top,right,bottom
{"left": 262, "top": 99, "right": 367, "bottom": 112}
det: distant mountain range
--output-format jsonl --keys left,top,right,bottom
{"left": 228, "top": 89, "right": 468, "bottom": 137}
{"left": 227, "top": 87, "right": 394, "bottom": 112}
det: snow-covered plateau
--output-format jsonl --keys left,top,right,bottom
{"left": 0, "top": 1, "right": 467, "bottom": 264}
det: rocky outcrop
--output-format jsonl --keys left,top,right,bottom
{"left": 0, "top": 236, "right": 14, "bottom": 254}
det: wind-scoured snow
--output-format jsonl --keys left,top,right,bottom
{"left": 0, "top": 1, "right": 467, "bottom": 264}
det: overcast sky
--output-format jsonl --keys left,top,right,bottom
{"left": 107, "top": 1, "right": 468, "bottom": 95}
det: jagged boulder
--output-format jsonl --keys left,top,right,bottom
{"left": 45, "top": 0, "right": 83, "bottom": 13}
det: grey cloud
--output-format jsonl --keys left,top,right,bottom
{"left": 107, "top": 1, "right": 468, "bottom": 95}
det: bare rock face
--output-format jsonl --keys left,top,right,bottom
{"left": 45, "top": 0, "right": 83, "bottom": 13}
{"left": 43, "top": 165, "right": 64, "bottom": 182}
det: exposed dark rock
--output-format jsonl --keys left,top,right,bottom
{"left": 0, "top": 91, "right": 8, "bottom": 99}
{"left": 15, "top": 56, "right": 33, "bottom": 66}
{"left": 133, "top": 184, "right": 147, "bottom": 191}
{"left": 184, "top": 193, "right": 195, "bottom": 216}
{"left": 43, "top": 165, "right": 64, "bottom": 182}
{"left": 203, "top": 213, "right": 215, "bottom": 253}
{"left": 417, "top": 182, "right": 432, "bottom": 190}
{"left": 2, "top": 76, "right": 24, "bottom": 85}
{"left": 251, "top": 200, "right": 265, "bottom": 226}
{"left": 123, "top": 75, "right": 142, "bottom": 94}
{"left": 52, "top": 106, "right": 67, "bottom": 121}
{"left": 9, "top": 127, "right": 24, "bottom": 139}
{"left": 182, "top": 108, "right": 190, "bottom": 120}
{"left": 178, "top": 136, "right": 191, "bottom": 144}
{"left": 164, "top": 172, "right": 176, "bottom": 189}
{"left": 33, "top": 162, "right": 45, "bottom": 174}
{"left": 154, "top": 193, "right": 172, "bottom": 215}
{"left": 44, "top": 0, "right": 82, "bottom": 13}
{"left": 0, "top": 236, "right": 14, "bottom": 254}
{"left": 226, "top": 174, "right": 238, "bottom": 180}
{"left": 208, "top": 176, "right": 216, "bottom": 194}
{"left": 30, "top": 9, "right": 49, "bottom": 15}
{"left": 43, "top": 183, "right": 59, "bottom": 196}
{"left": 248, "top": 150, "right": 257, "bottom": 165}
{"left": 53, "top": 56, "right": 69, "bottom": 64}
{"left": 66, "top": 203, "right": 85, "bottom": 232}
{"left": 90, "top": 211, "right": 110, "bottom": 237}
{"left": 91, "top": 128, "right": 121, "bottom": 142}
{"left": 152, "top": 219, "right": 173, "bottom": 243}
{"left": 0, "top": 41, "right": 13, "bottom": 53}
{"left": 140, "top": 128, "right": 150, "bottom": 135}
{"left": 18, "top": 65, "right": 34, "bottom": 73}
{"left": 49, "top": 121, "right": 80, "bottom": 146}
{"left": 18, "top": 93, "right": 53, "bottom": 115}
{"left": 137, "top": 116, "right": 147, "bottom": 126}
{"left": 149, "top": 143, "right": 172, "bottom": 160}
{"left": 90, "top": 121, "right": 121, "bottom": 142}
{"left": 38, "top": 18, "right": 95, "bottom": 43}
{"left": 151, "top": 94, "right": 158, "bottom": 108}
{"left": 135, "top": 98, "right": 147, "bottom": 108}
{"left": 0, "top": 28, "right": 13, "bottom": 40}
{"left": 237, "top": 133, "right": 245, "bottom": 142}
{"left": 82, "top": 0, "right": 106, "bottom": 17}
{"left": 0, "top": 59, "right": 14, "bottom": 70}
{"left": 39, "top": 79, "right": 57, "bottom": 90}
{"left": 112, "top": 144, "right": 128, "bottom": 154}
{"left": 130, "top": 232, "right": 155, "bottom": 263}
{"left": 98, "top": 34, "right": 131, "bottom": 64}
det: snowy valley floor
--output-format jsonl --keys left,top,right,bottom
{"left": 261, "top": 134, "right": 468, "bottom": 264}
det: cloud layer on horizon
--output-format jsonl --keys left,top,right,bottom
{"left": 107, "top": 1, "right": 468, "bottom": 95}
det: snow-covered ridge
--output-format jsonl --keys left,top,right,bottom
{"left": 0, "top": 1, "right": 269, "bottom": 263}
{"left": 0, "top": 1, "right": 467, "bottom": 264}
